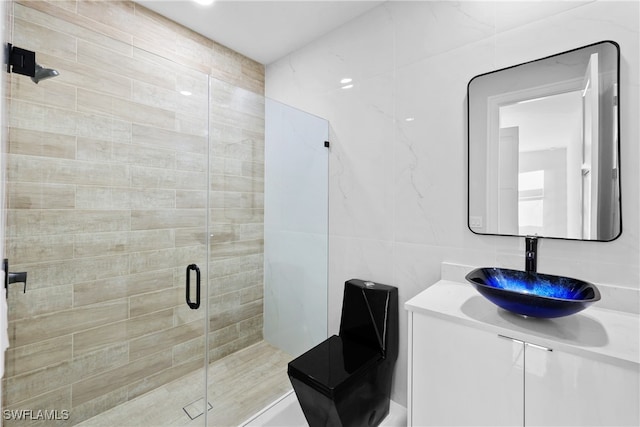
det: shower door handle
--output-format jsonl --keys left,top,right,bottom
{"left": 185, "top": 264, "right": 201, "bottom": 309}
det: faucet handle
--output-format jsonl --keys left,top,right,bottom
{"left": 3, "top": 259, "right": 28, "bottom": 296}
{"left": 9, "top": 271, "right": 28, "bottom": 291}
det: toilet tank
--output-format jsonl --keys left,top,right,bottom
{"left": 338, "top": 279, "right": 398, "bottom": 362}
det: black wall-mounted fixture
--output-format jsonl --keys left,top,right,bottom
{"left": 3, "top": 258, "right": 28, "bottom": 298}
{"left": 525, "top": 236, "right": 538, "bottom": 274}
{"left": 6, "top": 43, "right": 59, "bottom": 84}
{"left": 6, "top": 43, "right": 36, "bottom": 77}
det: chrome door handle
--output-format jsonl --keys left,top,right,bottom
{"left": 525, "top": 342, "right": 553, "bottom": 352}
{"left": 498, "top": 334, "right": 525, "bottom": 345}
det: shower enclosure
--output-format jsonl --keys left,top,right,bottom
{"left": 1, "top": 1, "right": 328, "bottom": 426}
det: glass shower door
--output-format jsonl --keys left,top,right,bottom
{"left": 263, "top": 98, "right": 329, "bottom": 358}
{"left": 205, "top": 79, "right": 333, "bottom": 427}
{"left": 2, "top": 3, "right": 210, "bottom": 425}
{"left": 205, "top": 77, "right": 277, "bottom": 426}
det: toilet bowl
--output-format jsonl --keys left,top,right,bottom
{"left": 287, "top": 279, "right": 398, "bottom": 427}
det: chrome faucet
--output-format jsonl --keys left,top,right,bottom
{"left": 525, "top": 236, "right": 538, "bottom": 273}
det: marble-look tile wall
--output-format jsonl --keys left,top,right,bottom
{"left": 3, "top": 0, "right": 264, "bottom": 424}
{"left": 266, "top": 0, "right": 640, "bottom": 406}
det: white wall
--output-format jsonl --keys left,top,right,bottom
{"left": 266, "top": 1, "right": 640, "bottom": 406}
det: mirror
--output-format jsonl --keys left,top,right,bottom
{"left": 468, "top": 41, "right": 621, "bottom": 241}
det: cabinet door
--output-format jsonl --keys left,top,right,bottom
{"left": 525, "top": 344, "right": 640, "bottom": 426}
{"left": 410, "top": 313, "right": 523, "bottom": 426}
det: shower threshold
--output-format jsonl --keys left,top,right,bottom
{"left": 241, "top": 390, "right": 407, "bottom": 427}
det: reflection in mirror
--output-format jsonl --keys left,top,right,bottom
{"left": 468, "top": 41, "right": 621, "bottom": 241}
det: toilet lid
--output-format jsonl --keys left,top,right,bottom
{"left": 288, "top": 335, "right": 382, "bottom": 398}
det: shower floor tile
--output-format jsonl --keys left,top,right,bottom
{"left": 77, "top": 341, "right": 293, "bottom": 427}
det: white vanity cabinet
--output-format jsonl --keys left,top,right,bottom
{"left": 524, "top": 344, "right": 639, "bottom": 426}
{"left": 406, "top": 280, "right": 640, "bottom": 427}
{"left": 410, "top": 313, "right": 523, "bottom": 426}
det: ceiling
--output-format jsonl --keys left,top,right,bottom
{"left": 135, "top": 0, "right": 385, "bottom": 65}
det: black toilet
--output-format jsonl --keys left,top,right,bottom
{"left": 287, "top": 279, "right": 398, "bottom": 427}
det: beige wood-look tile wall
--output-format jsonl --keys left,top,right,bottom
{"left": 3, "top": 0, "right": 265, "bottom": 424}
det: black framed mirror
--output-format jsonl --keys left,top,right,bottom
{"left": 468, "top": 41, "right": 621, "bottom": 241}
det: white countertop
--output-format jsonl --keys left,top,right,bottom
{"left": 405, "top": 279, "right": 640, "bottom": 369}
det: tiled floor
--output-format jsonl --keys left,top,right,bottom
{"left": 78, "top": 341, "right": 293, "bottom": 427}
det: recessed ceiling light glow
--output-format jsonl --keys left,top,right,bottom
{"left": 405, "top": 117, "right": 415, "bottom": 122}
{"left": 180, "top": 90, "right": 192, "bottom": 96}
{"left": 340, "top": 78, "right": 352, "bottom": 84}
{"left": 341, "top": 84, "right": 354, "bottom": 90}
{"left": 192, "top": 0, "right": 214, "bottom": 5}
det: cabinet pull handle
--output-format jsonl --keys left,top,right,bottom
{"left": 497, "top": 334, "right": 524, "bottom": 344}
{"left": 498, "top": 334, "right": 553, "bottom": 352}
{"left": 526, "top": 342, "right": 553, "bottom": 352}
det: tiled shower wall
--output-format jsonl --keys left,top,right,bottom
{"left": 3, "top": 0, "right": 265, "bottom": 424}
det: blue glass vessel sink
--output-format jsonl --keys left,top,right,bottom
{"left": 465, "top": 267, "right": 601, "bottom": 318}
